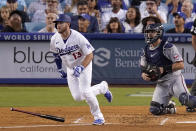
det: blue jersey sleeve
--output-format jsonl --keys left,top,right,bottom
{"left": 53, "top": 53, "right": 62, "bottom": 70}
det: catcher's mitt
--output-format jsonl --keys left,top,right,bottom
{"left": 144, "top": 65, "right": 161, "bottom": 81}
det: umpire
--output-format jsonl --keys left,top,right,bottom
{"left": 190, "top": 19, "right": 196, "bottom": 100}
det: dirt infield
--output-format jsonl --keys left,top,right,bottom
{"left": 1, "top": 106, "right": 196, "bottom": 131}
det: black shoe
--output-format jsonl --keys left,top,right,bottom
{"left": 186, "top": 107, "right": 196, "bottom": 112}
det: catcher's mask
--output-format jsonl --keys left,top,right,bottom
{"left": 144, "top": 23, "right": 164, "bottom": 44}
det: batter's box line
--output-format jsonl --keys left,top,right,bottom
{"left": 0, "top": 123, "right": 122, "bottom": 129}
{"left": 176, "top": 121, "right": 196, "bottom": 123}
{"left": 160, "top": 118, "right": 169, "bottom": 125}
{"left": 73, "top": 117, "right": 83, "bottom": 123}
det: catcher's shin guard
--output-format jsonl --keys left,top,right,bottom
{"left": 179, "top": 93, "right": 196, "bottom": 108}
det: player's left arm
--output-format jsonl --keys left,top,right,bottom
{"left": 81, "top": 52, "right": 93, "bottom": 68}
{"left": 73, "top": 36, "right": 94, "bottom": 77}
{"left": 161, "top": 43, "right": 184, "bottom": 74}
{"left": 73, "top": 52, "right": 93, "bottom": 77}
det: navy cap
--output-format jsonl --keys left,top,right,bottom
{"left": 53, "top": 14, "right": 71, "bottom": 23}
{"left": 7, "top": 0, "right": 17, "bottom": 3}
{"left": 79, "top": 13, "right": 91, "bottom": 21}
{"left": 173, "top": 12, "right": 186, "bottom": 20}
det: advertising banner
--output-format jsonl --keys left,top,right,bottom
{"left": 0, "top": 33, "right": 195, "bottom": 84}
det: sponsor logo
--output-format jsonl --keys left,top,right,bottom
{"left": 14, "top": 47, "right": 54, "bottom": 63}
{"left": 94, "top": 48, "right": 110, "bottom": 67}
{"left": 150, "top": 53, "right": 157, "bottom": 57}
{"left": 57, "top": 44, "right": 79, "bottom": 56}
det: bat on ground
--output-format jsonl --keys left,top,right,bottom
{"left": 10, "top": 107, "right": 65, "bottom": 122}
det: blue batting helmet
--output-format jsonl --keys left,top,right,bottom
{"left": 53, "top": 14, "right": 71, "bottom": 28}
{"left": 53, "top": 14, "right": 71, "bottom": 23}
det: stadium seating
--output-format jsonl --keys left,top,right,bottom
{"left": 163, "top": 23, "right": 175, "bottom": 32}
{"left": 25, "top": 22, "right": 46, "bottom": 32}
{"left": 24, "top": 0, "right": 38, "bottom": 8}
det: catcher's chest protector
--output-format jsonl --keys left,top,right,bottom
{"left": 145, "top": 41, "right": 172, "bottom": 66}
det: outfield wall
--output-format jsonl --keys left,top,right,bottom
{"left": 0, "top": 33, "right": 195, "bottom": 85}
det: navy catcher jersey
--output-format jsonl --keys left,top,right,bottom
{"left": 140, "top": 40, "right": 183, "bottom": 81}
{"left": 144, "top": 40, "right": 173, "bottom": 67}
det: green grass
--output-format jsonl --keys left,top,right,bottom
{"left": 0, "top": 87, "right": 181, "bottom": 107}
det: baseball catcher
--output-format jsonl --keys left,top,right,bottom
{"left": 140, "top": 23, "right": 196, "bottom": 115}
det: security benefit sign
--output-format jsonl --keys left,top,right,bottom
{"left": 0, "top": 41, "right": 59, "bottom": 78}
{"left": 92, "top": 40, "right": 144, "bottom": 83}
{"left": 175, "top": 43, "right": 196, "bottom": 79}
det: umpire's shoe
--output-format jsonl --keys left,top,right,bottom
{"left": 103, "top": 81, "right": 113, "bottom": 103}
{"left": 186, "top": 107, "right": 196, "bottom": 112}
{"left": 93, "top": 119, "right": 105, "bottom": 125}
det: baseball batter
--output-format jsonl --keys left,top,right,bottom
{"left": 140, "top": 23, "right": 196, "bottom": 115}
{"left": 50, "top": 14, "right": 112, "bottom": 125}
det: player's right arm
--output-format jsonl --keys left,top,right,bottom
{"left": 50, "top": 36, "right": 66, "bottom": 78}
{"left": 140, "top": 49, "right": 151, "bottom": 81}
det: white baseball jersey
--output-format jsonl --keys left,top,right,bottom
{"left": 50, "top": 29, "right": 94, "bottom": 69}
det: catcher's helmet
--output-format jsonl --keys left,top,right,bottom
{"left": 144, "top": 23, "right": 164, "bottom": 44}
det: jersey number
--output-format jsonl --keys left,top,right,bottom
{"left": 72, "top": 52, "right": 82, "bottom": 59}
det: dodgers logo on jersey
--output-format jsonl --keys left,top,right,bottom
{"left": 86, "top": 43, "right": 91, "bottom": 49}
{"left": 56, "top": 44, "right": 79, "bottom": 56}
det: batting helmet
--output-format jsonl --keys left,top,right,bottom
{"left": 53, "top": 14, "right": 71, "bottom": 28}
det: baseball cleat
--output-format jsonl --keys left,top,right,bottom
{"left": 186, "top": 107, "right": 196, "bottom": 112}
{"left": 102, "top": 81, "right": 113, "bottom": 103}
{"left": 165, "top": 100, "right": 176, "bottom": 114}
{"left": 92, "top": 119, "right": 105, "bottom": 125}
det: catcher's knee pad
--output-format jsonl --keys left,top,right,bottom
{"left": 179, "top": 92, "right": 196, "bottom": 108}
{"left": 150, "top": 101, "right": 164, "bottom": 115}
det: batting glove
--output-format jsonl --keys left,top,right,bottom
{"left": 58, "top": 69, "right": 67, "bottom": 78}
{"left": 73, "top": 65, "right": 84, "bottom": 77}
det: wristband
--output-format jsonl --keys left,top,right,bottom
{"left": 58, "top": 68, "right": 63, "bottom": 72}
{"left": 163, "top": 65, "right": 172, "bottom": 74}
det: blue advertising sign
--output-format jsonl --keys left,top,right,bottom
{"left": 0, "top": 33, "right": 194, "bottom": 85}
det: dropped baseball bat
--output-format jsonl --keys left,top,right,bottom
{"left": 10, "top": 107, "right": 65, "bottom": 122}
